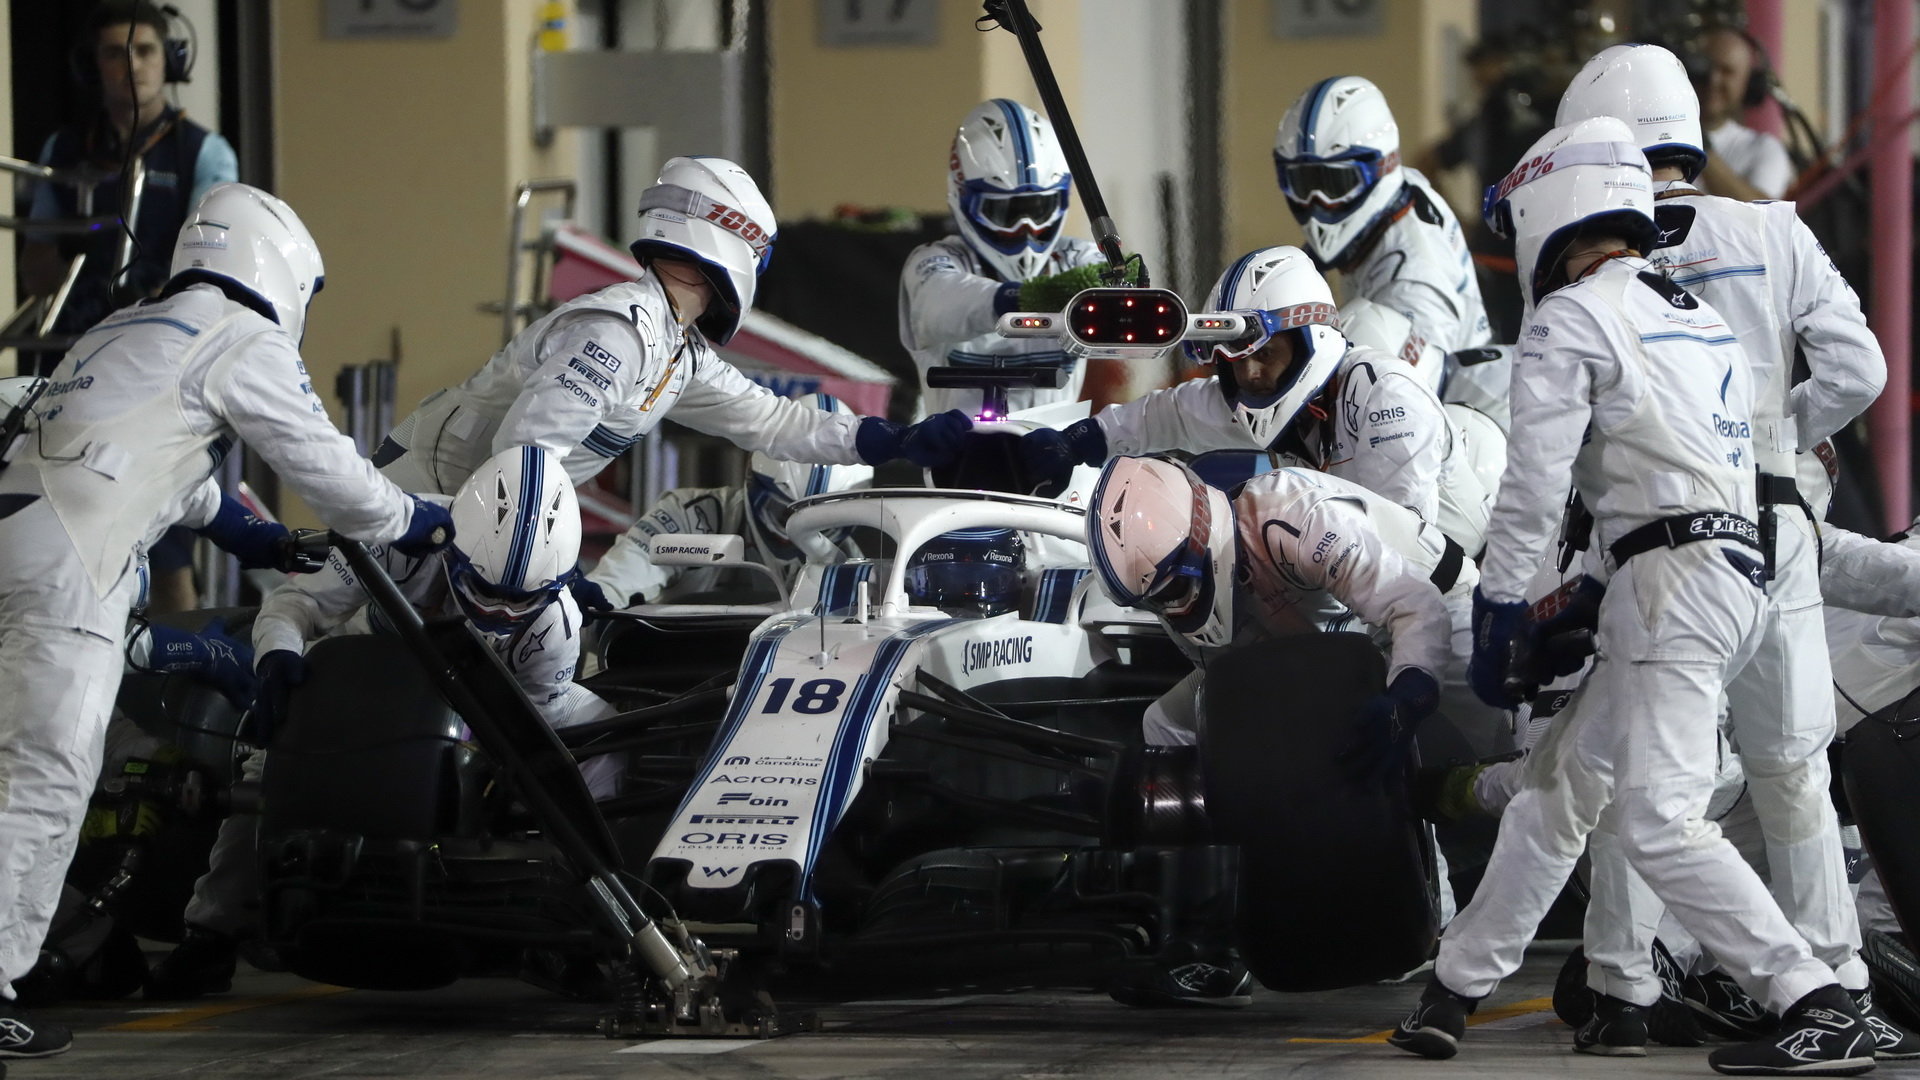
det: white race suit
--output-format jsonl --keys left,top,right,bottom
{"left": 0, "top": 284, "right": 420, "bottom": 993}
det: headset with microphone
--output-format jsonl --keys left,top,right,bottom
{"left": 69, "top": 2, "right": 195, "bottom": 89}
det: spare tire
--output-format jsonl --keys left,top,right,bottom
{"left": 1201, "top": 632, "right": 1439, "bottom": 990}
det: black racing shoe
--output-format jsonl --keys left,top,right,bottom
{"left": 1108, "top": 959, "right": 1252, "bottom": 1009}
{"left": 1650, "top": 939, "right": 1708, "bottom": 1047}
{"left": 0, "top": 1001, "right": 71, "bottom": 1058}
{"left": 143, "top": 924, "right": 238, "bottom": 1001}
{"left": 1553, "top": 946, "right": 1595, "bottom": 1029}
{"left": 1389, "top": 976, "right": 1479, "bottom": 1059}
{"left": 1575, "top": 992, "right": 1650, "bottom": 1056}
{"left": 1849, "top": 985, "right": 1920, "bottom": 1060}
{"left": 1687, "top": 969, "right": 1776, "bottom": 1041}
{"left": 1708, "top": 984, "right": 1875, "bottom": 1076}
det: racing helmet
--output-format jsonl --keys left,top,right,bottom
{"left": 947, "top": 99, "right": 1074, "bottom": 283}
{"left": 170, "top": 183, "right": 325, "bottom": 343}
{"left": 1273, "top": 76, "right": 1405, "bottom": 268}
{"left": 444, "top": 445, "right": 580, "bottom": 635}
{"left": 630, "top": 156, "right": 775, "bottom": 345}
{"left": 1087, "top": 456, "right": 1236, "bottom": 649}
{"left": 1483, "top": 116, "right": 1657, "bottom": 306}
{"left": 745, "top": 393, "right": 874, "bottom": 574}
{"left": 904, "top": 527, "right": 1026, "bottom": 618}
{"left": 1182, "top": 246, "right": 1347, "bottom": 450}
{"left": 1556, "top": 44, "right": 1706, "bottom": 182}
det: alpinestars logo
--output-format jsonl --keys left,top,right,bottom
{"left": 0, "top": 1017, "right": 34, "bottom": 1046}
{"left": 1866, "top": 1014, "right": 1903, "bottom": 1047}
{"left": 1782, "top": 1025, "right": 1837, "bottom": 1061}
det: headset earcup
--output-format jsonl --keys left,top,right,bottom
{"left": 70, "top": 41, "right": 96, "bottom": 88}
{"left": 164, "top": 37, "right": 189, "bottom": 83}
{"left": 1741, "top": 28, "right": 1772, "bottom": 110}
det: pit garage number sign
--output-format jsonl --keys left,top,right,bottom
{"left": 1271, "top": 0, "right": 1382, "bottom": 39}
{"left": 324, "top": 0, "right": 459, "bottom": 40}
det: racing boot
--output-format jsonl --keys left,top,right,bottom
{"left": 1389, "top": 975, "right": 1479, "bottom": 1059}
{"left": 1707, "top": 984, "right": 1875, "bottom": 1076}
{"left": 1552, "top": 946, "right": 1594, "bottom": 1028}
{"left": 0, "top": 1001, "right": 70, "bottom": 1058}
{"left": 1110, "top": 849, "right": 1248, "bottom": 1009}
{"left": 1574, "top": 992, "right": 1649, "bottom": 1056}
{"left": 143, "top": 924, "right": 238, "bottom": 1000}
{"left": 1848, "top": 985, "right": 1920, "bottom": 1060}
{"left": 1107, "top": 951, "right": 1252, "bottom": 1009}
{"left": 1645, "top": 937, "right": 1708, "bottom": 1047}
{"left": 1687, "top": 968, "right": 1775, "bottom": 1040}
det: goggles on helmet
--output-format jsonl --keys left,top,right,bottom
{"left": 960, "top": 179, "right": 1070, "bottom": 255}
{"left": 1481, "top": 140, "right": 1647, "bottom": 240}
{"left": 445, "top": 550, "right": 567, "bottom": 635}
{"left": 1179, "top": 303, "right": 1337, "bottom": 367}
{"left": 1275, "top": 150, "right": 1397, "bottom": 222}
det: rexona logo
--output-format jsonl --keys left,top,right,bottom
{"left": 717, "top": 792, "right": 789, "bottom": 806}
{"left": 711, "top": 774, "right": 819, "bottom": 786}
{"left": 723, "top": 755, "right": 750, "bottom": 765}
{"left": 679, "top": 831, "right": 790, "bottom": 846}
{"left": 962, "top": 634, "right": 1033, "bottom": 675}
{"left": 690, "top": 814, "right": 799, "bottom": 826}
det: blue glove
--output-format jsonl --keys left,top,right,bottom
{"left": 855, "top": 410, "right": 975, "bottom": 468}
{"left": 1019, "top": 417, "right": 1108, "bottom": 486}
{"left": 195, "top": 495, "right": 290, "bottom": 571}
{"left": 246, "top": 649, "right": 308, "bottom": 748}
{"left": 1469, "top": 586, "right": 1533, "bottom": 709}
{"left": 900, "top": 409, "right": 973, "bottom": 468}
{"left": 1341, "top": 668, "right": 1441, "bottom": 778}
{"left": 568, "top": 570, "right": 614, "bottom": 612}
{"left": 391, "top": 495, "right": 455, "bottom": 557}
{"left": 143, "top": 619, "right": 258, "bottom": 709}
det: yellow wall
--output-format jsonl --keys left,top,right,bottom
{"left": 277, "top": 0, "right": 574, "bottom": 450}
{"left": 1222, "top": 0, "right": 1476, "bottom": 266}
{"left": 275, "top": 0, "right": 573, "bottom": 522}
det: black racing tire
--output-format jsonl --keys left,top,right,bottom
{"left": 1843, "top": 694, "right": 1920, "bottom": 942}
{"left": 1200, "top": 632, "right": 1439, "bottom": 991}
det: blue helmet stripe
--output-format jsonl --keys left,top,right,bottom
{"left": 503, "top": 445, "right": 542, "bottom": 586}
{"left": 994, "top": 98, "right": 1034, "bottom": 185}
{"left": 1299, "top": 77, "right": 1337, "bottom": 156}
{"left": 1215, "top": 249, "right": 1261, "bottom": 310}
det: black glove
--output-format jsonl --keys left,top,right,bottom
{"left": 1525, "top": 575, "right": 1604, "bottom": 684}
{"left": 856, "top": 410, "right": 974, "bottom": 468}
{"left": 195, "top": 495, "right": 290, "bottom": 571}
{"left": 1341, "top": 668, "right": 1441, "bottom": 778}
{"left": 392, "top": 495, "right": 456, "bottom": 557}
{"left": 568, "top": 570, "right": 615, "bottom": 612}
{"left": 245, "top": 649, "right": 308, "bottom": 748}
{"left": 1468, "top": 586, "right": 1533, "bottom": 708}
{"left": 1019, "top": 417, "right": 1108, "bottom": 490}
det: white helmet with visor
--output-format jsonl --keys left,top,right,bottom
{"left": 444, "top": 445, "right": 581, "bottom": 637}
{"left": 1482, "top": 117, "right": 1658, "bottom": 307}
{"left": 630, "top": 156, "right": 776, "bottom": 345}
{"left": 947, "top": 99, "right": 1074, "bottom": 283}
{"left": 1272, "top": 76, "right": 1405, "bottom": 269}
{"left": 170, "top": 183, "right": 325, "bottom": 343}
{"left": 1088, "top": 455, "right": 1236, "bottom": 649}
{"left": 1181, "top": 246, "right": 1347, "bottom": 450}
